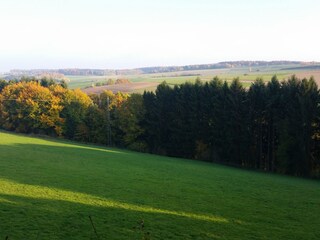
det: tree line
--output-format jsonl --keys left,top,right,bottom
{"left": 0, "top": 76, "right": 319, "bottom": 178}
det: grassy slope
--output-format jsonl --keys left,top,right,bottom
{"left": 0, "top": 131, "right": 319, "bottom": 239}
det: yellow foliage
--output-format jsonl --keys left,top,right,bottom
{"left": 64, "top": 88, "right": 93, "bottom": 108}
{"left": 0, "top": 82, "right": 64, "bottom": 135}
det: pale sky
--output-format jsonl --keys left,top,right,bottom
{"left": 0, "top": 0, "right": 319, "bottom": 72}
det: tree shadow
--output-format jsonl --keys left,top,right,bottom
{"left": 0, "top": 192, "right": 227, "bottom": 239}
{"left": 0, "top": 141, "right": 227, "bottom": 216}
{"left": 0, "top": 141, "right": 237, "bottom": 239}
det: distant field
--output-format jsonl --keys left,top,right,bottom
{"left": 1, "top": 131, "right": 320, "bottom": 239}
{"left": 295, "top": 71, "right": 320, "bottom": 85}
{"left": 66, "top": 75, "right": 109, "bottom": 89}
{"left": 63, "top": 64, "right": 320, "bottom": 93}
{"left": 66, "top": 73, "right": 284, "bottom": 92}
{"left": 82, "top": 82, "right": 159, "bottom": 94}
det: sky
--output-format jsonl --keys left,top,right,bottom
{"left": 0, "top": 0, "right": 320, "bottom": 72}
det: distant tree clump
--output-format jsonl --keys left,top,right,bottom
{"left": 115, "top": 78, "right": 131, "bottom": 84}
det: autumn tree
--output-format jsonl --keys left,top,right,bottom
{"left": 113, "top": 94, "right": 146, "bottom": 151}
{"left": 0, "top": 82, "right": 63, "bottom": 135}
{"left": 60, "top": 89, "right": 93, "bottom": 139}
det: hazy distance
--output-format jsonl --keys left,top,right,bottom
{"left": 0, "top": 0, "right": 320, "bottom": 72}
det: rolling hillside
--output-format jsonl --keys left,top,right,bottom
{"left": 0, "top": 131, "right": 319, "bottom": 239}
{"left": 4, "top": 61, "right": 320, "bottom": 91}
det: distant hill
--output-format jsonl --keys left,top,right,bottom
{"left": 281, "top": 65, "right": 320, "bottom": 71}
{"left": 137, "top": 61, "right": 305, "bottom": 74}
{"left": 6, "top": 61, "right": 320, "bottom": 77}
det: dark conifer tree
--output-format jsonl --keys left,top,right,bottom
{"left": 265, "top": 76, "right": 281, "bottom": 172}
{"left": 225, "top": 78, "right": 249, "bottom": 166}
{"left": 142, "top": 91, "right": 158, "bottom": 153}
{"left": 248, "top": 78, "right": 267, "bottom": 169}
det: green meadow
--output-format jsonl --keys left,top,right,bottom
{"left": 0, "top": 131, "right": 319, "bottom": 239}
{"left": 67, "top": 75, "right": 109, "bottom": 89}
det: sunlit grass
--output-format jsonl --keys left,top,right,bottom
{"left": 0, "top": 131, "right": 320, "bottom": 239}
{"left": 0, "top": 178, "right": 228, "bottom": 223}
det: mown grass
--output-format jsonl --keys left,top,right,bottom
{"left": 0, "top": 131, "right": 319, "bottom": 239}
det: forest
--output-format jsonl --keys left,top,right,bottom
{"left": 0, "top": 76, "right": 319, "bottom": 178}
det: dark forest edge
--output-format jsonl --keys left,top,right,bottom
{"left": 0, "top": 75, "right": 319, "bottom": 178}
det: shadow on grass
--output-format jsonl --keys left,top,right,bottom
{"left": 0, "top": 141, "right": 237, "bottom": 239}
{"left": 0, "top": 192, "right": 149, "bottom": 239}
{"left": 0, "top": 142, "right": 220, "bottom": 207}
{"left": 0, "top": 191, "right": 227, "bottom": 240}
{"left": 0, "top": 178, "right": 228, "bottom": 224}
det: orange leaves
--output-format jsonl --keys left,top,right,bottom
{"left": 0, "top": 82, "right": 64, "bottom": 135}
